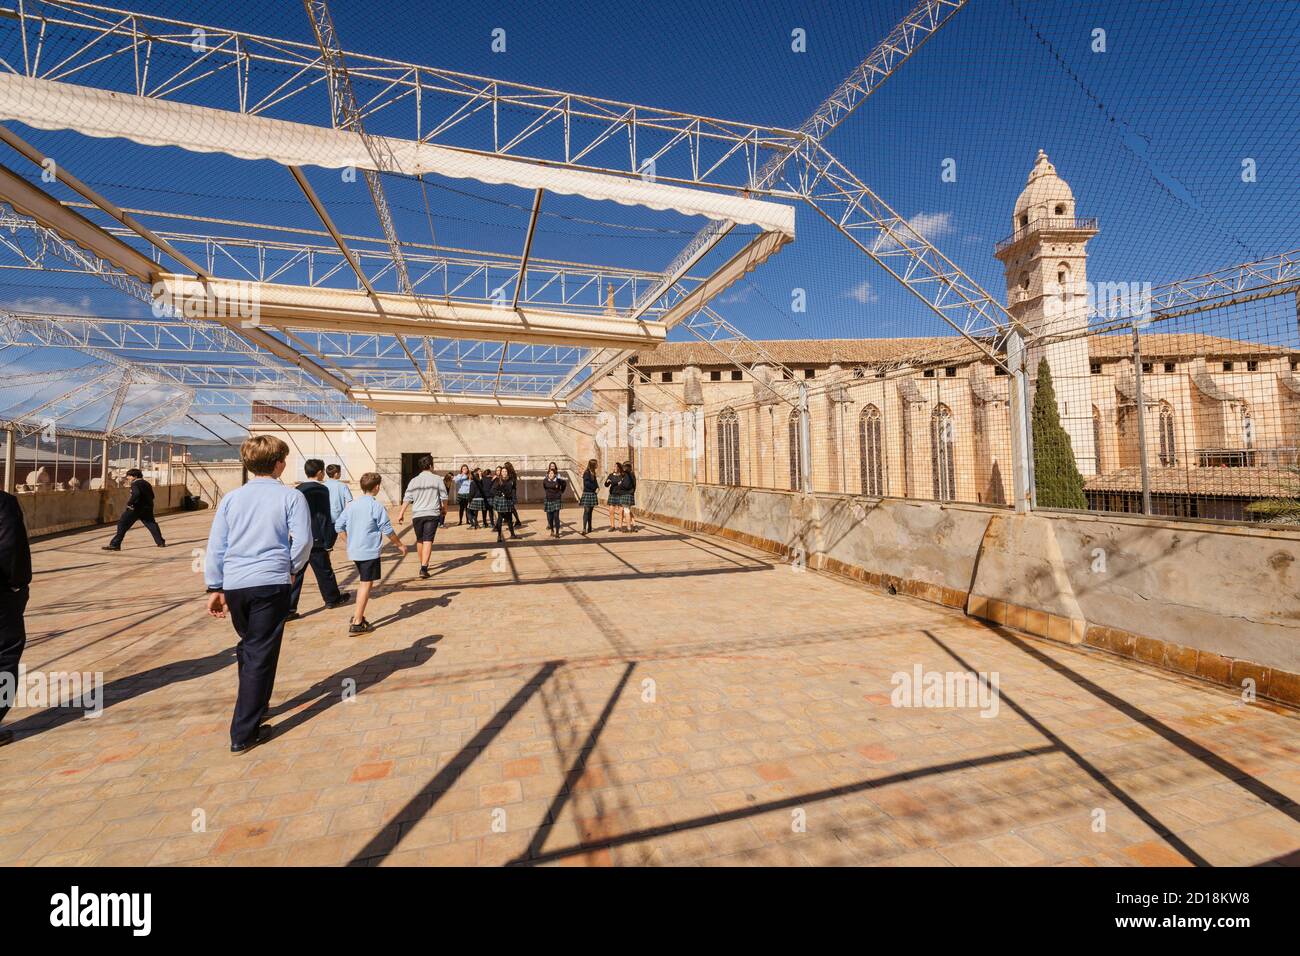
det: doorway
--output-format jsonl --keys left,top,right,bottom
{"left": 400, "top": 452, "right": 430, "bottom": 498}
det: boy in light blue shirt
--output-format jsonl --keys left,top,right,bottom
{"left": 334, "top": 471, "right": 406, "bottom": 634}
{"left": 204, "top": 435, "right": 312, "bottom": 754}
{"left": 324, "top": 463, "right": 353, "bottom": 523}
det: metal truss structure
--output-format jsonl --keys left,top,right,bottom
{"left": 0, "top": 306, "right": 197, "bottom": 437}
{"left": 1, "top": 0, "right": 1296, "bottom": 436}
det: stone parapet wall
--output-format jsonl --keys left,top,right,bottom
{"left": 16, "top": 483, "right": 198, "bottom": 538}
{"left": 637, "top": 478, "right": 1300, "bottom": 707}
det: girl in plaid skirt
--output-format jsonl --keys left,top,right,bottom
{"left": 603, "top": 461, "right": 625, "bottom": 531}
{"left": 579, "top": 458, "right": 599, "bottom": 535}
{"left": 466, "top": 467, "right": 487, "bottom": 529}
{"left": 494, "top": 463, "right": 519, "bottom": 541}
{"left": 617, "top": 460, "right": 638, "bottom": 532}
{"left": 454, "top": 464, "right": 473, "bottom": 525}
{"left": 542, "top": 461, "right": 567, "bottom": 537}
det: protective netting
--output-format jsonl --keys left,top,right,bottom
{"left": 0, "top": 0, "right": 1294, "bottom": 528}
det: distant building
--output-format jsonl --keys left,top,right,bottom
{"left": 599, "top": 152, "right": 1300, "bottom": 521}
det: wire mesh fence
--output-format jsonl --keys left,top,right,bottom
{"left": 628, "top": 287, "right": 1300, "bottom": 527}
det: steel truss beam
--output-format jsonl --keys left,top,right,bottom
{"left": 0, "top": 0, "right": 802, "bottom": 192}
{"left": 300, "top": 0, "right": 440, "bottom": 390}
{"left": 5, "top": 207, "right": 683, "bottom": 313}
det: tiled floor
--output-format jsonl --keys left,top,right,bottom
{"left": 2, "top": 505, "right": 1298, "bottom": 866}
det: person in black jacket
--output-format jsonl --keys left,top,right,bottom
{"left": 619, "top": 461, "right": 638, "bottom": 532}
{"left": 103, "top": 468, "right": 165, "bottom": 550}
{"left": 493, "top": 463, "right": 519, "bottom": 541}
{"left": 479, "top": 467, "right": 497, "bottom": 534}
{"left": 0, "top": 489, "right": 32, "bottom": 746}
{"left": 466, "top": 467, "right": 486, "bottom": 529}
{"left": 542, "top": 461, "right": 567, "bottom": 537}
{"left": 579, "top": 459, "right": 599, "bottom": 536}
{"left": 288, "top": 459, "right": 351, "bottom": 619}
{"left": 604, "top": 461, "right": 625, "bottom": 531}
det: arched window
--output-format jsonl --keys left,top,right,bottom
{"left": 717, "top": 407, "right": 740, "bottom": 486}
{"left": 1158, "top": 402, "right": 1177, "bottom": 467}
{"left": 1092, "top": 406, "right": 1104, "bottom": 473}
{"left": 859, "top": 405, "right": 885, "bottom": 496}
{"left": 788, "top": 408, "right": 803, "bottom": 490}
{"left": 930, "top": 404, "right": 956, "bottom": 501}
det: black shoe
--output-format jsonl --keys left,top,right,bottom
{"left": 101, "top": 545, "right": 120, "bottom": 551}
{"left": 157, "top": 541, "right": 167, "bottom": 548}
{"left": 349, "top": 618, "right": 374, "bottom": 635}
{"left": 325, "top": 593, "right": 353, "bottom": 609}
{"left": 419, "top": 567, "right": 430, "bottom": 579}
{"left": 230, "top": 724, "right": 272, "bottom": 755}
{"left": 285, "top": 611, "right": 301, "bottom": 622}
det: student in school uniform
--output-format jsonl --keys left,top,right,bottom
{"left": 604, "top": 461, "right": 625, "bottom": 532}
{"left": 542, "top": 461, "right": 567, "bottom": 538}
{"left": 466, "top": 467, "right": 487, "bottom": 529}
{"left": 204, "top": 436, "right": 312, "bottom": 754}
{"left": 335, "top": 472, "right": 407, "bottom": 634}
{"left": 493, "top": 464, "right": 519, "bottom": 541}
{"left": 480, "top": 467, "right": 498, "bottom": 535}
{"left": 395, "top": 455, "right": 448, "bottom": 580}
{"left": 579, "top": 459, "right": 599, "bottom": 536}
{"left": 287, "top": 458, "right": 351, "bottom": 619}
{"left": 0, "top": 488, "right": 32, "bottom": 747}
{"left": 454, "top": 465, "right": 473, "bottom": 525}
{"left": 619, "top": 460, "right": 638, "bottom": 532}
{"left": 102, "top": 468, "right": 165, "bottom": 550}
{"left": 324, "top": 464, "right": 353, "bottom": 525}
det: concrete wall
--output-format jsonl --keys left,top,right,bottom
{"left": 16, "top": 483, "right": 197, "bottom": 538}
{"left": 375, "top": 412, "right": 600, "bottom": 504}
{"left": 637, "top": 478, "right": 1300, "bottom": 705}
{"left": 181, "top": 460, "right": 245, "bottom": 506}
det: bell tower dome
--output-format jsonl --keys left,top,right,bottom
{"left": 994, "top": 150, "right": 1099, "bottom": 477}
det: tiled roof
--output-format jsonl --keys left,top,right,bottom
{"left": 1084, "top": 466, "right": 1297, "bottom": 497}
{"left": 628, "top": 333, "right": 1292, "bottom": 369}
{"left": 1086, "top": 333, "right": 1290, "bottom": 359}
{"left": 628, "top": 337, "right": 982, "bottom": 369}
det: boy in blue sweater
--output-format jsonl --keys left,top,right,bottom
{"left": 334, "top": 472, "right": 406, "bottom": 634}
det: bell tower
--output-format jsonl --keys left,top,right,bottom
{"left": 994, "top": 149, "right": 1098, "bottom": 476}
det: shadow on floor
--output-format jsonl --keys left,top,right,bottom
{"left": 267, "top": 635, "right": 442, "bottom": 739}
{"left": 0, "top": 646, "right": 236, "bottom": 742}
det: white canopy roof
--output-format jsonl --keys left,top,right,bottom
{"left": 0, "top": 75, "right": 795, "bottom": 238}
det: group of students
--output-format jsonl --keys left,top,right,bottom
{"left": 437, "top": 458, "right": 638, "bottom": 538}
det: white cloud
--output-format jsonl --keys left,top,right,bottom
{"left": 719, "top": 284, "right": 753, "bottom": 305}
{"left": 845, "top": 280, "right": 879, "bottom": 304}
{"left": 1, "top": 294, "right": 94, "bottom": 316}
{"left": 906, "top": 211, "right": 954, "bottom": 238}
{"left": 871, "top": 210, "right": 956, "bottom": 254}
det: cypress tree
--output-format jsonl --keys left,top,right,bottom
{"left": 1031, "top": 358, "right": 1088, "bottom": 509}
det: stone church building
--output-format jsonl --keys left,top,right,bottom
{"left": 605, "top": 151, "right": 1299, "bottom": 522}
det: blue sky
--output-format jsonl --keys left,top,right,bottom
{"left": 1, "top": 0, "right": 1297, "bottom": 435}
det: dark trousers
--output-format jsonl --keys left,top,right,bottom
{"left": 495, "top": 507, "right": 518, "bottom": 538}
{"left": 225, "top": 584, "right": 291, "bottom": 746}
{"left": 288, "top": 548, "right": 342, "bottom": 612}
{"left": 0, "top": 587, "right": 29, "bottom": 727}
{"left": 547, "top": 508, "right": 561, "bottom": 531}
{"left": 110, "top": 509, "right": 164, "bottom": 547}
{"left": 457, "top": 498, "right": 468, "bottom": 524}
{"left": 583, "top": 505, "right": 595, "bottom": 533}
